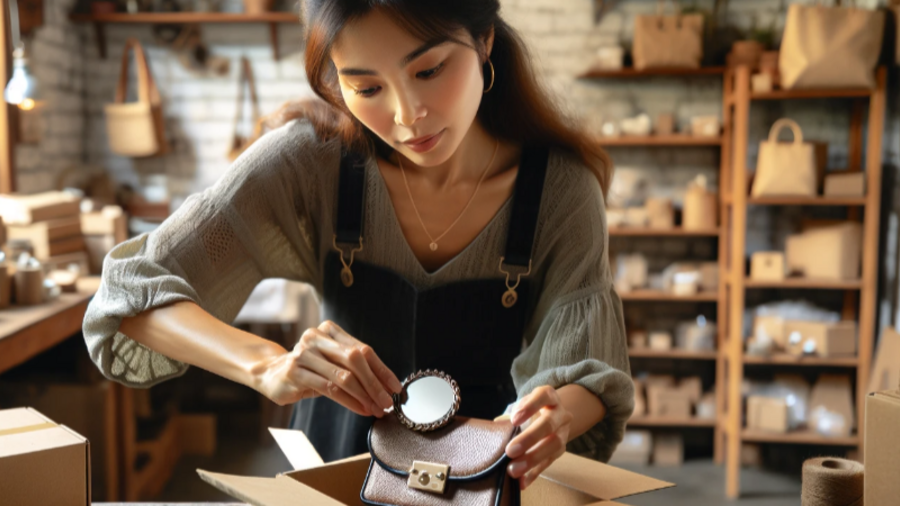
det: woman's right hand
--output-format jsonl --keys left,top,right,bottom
{"left": 253, "top": 320, "right": 403, "bottom": 418}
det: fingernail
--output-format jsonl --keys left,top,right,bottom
{"left": 507, "top": 443, "right": 523, "bottom": 458}
{"left": 379, "top": 390, "right": 394, "bottom": 409}
{"left": 508, "top": 461, "right": 527, "bottom": 477}
{"left": 390, "top": 377, "right": 403, "bottom": 393}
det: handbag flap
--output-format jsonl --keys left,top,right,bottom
{"left": 368, "top": 415, "right": 516, "bottom": 481}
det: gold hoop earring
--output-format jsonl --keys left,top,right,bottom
{"left": 483, "top": 58, "right": 495, "bottom": 93}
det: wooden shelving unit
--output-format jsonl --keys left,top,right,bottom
{"left": 68, "top": 11, "right": 301, "bottom": 60}
{"left": 721, "top": 65, "right": 886, "bottom": 498}
{"left": 628, "top": 348, "right": 718, "bottom": 360}
{"left": 579, "top": 67, "right": 728, "bottom": 460}
{"left": 597, "top": 134, "right": 722, "bottom": 147}
{"left": 618, "top": 289, "right": 719, "bottom": 302}
{"left": 629, "top": 417, "right": 717, "bottom": 428}
{"left": 578, "top": 66, "right": 726, "bottom": 79}
{"left": 609, "top": 227, "right": 720, "bottom": 237}
{"left": 742, "top": 354, "right": 858, "bottom": 367}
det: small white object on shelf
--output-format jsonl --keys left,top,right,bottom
{"left": 621, "top": 113, "right": 652, "bottom": 136}
{"left": 593, "top": 46, "right": 624, "bottom": 71}
{"left": 690, "top": 116, "right": 721, "bottom": 137}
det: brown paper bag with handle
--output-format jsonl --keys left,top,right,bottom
{"left": 752, "top": 119, "right": 817, "bottom": 197}
{"left": 227, "top": 56, "right": 262, "bottom": 162}
{"left": 632, "top": 0, "right": 703, "bottom": 70}
{"left": 104, "top": 38, "right": 169, "bottom": 157}
{"left": 779, "top": 3, "right": 884, "bottom": 90}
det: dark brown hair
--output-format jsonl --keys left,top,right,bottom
{"left": 260, "top": 0, "right": 612, "bottom": 195}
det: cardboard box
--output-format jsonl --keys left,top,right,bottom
{"left": 809, "top": 374, "right": 854, "bottom": 437}
{"left": 785, "top": 320, "right": 857, "bottom": 357}
{"left": 865, "top": 388, "right": 900, "bottom": 506}
{"left": 678, "top": 377, "right": 703, "bottom": 404}
{"left": 655, "top": 113, "right": 675, "bottom": 136}
{"left": 786, "top": 222, "right": 862, "bottom": 280}
{"left": 0, "top": 191, "right": 80, "bottom": 225}
{"left": 869, "top": 327, "right": 900, "bottom": 394}
{"left": 646, "top": 198, "right": 674, "bottom": 229}
{"left": 0, "top": 381, "right": 116, "bottom": 501}
{"left": 824, "top": 172, "right": 865, "bottom": 197}
{"left": 652, "top": 433, "right": 683, "bottom": 466}
{"left": 751, "top": 72, "right": 773, "bottom": 93}
{"left": 609, "top": 430, "right": 652, "bottom": 466}
{"left": 647, "top": 385, "right": 692, "bottom": 418}
{"left": 632, "top": 379, "right": 646, "bottom": 418}
{"left": 750, "top": 251, "right": 786, "bottom": 281}
{"left": 6, "top": 215, "right": 82, "bottom": 247}
{"left": 746, "top": 396, "right": 788, "bottom": 433}
{"left": 80, "top": 206, "right": 128, "bottom": 244}
{"left": 649, "top": 332, "right": 672, "bottom": 351}
{"left": 198, "top": 428, "right": 674, "bottom": 506}
{"left": 0, "top": 407, "right": 90, "bottom": 506}
{"left": 754, "top": 315, "right": 787, "bottom": 348}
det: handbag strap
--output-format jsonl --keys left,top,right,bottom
{"left": 115, "top": 38, "right": 161, "bottom": 107}
{"left": 767, "top": 118, "right": 804, "bottom": 144}
{"left": 232, "top": 56, "right": 261, "bottom": 139}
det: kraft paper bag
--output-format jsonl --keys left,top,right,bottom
{"left": 779, "top": 3, "right": 884, "bottom": 89}
{"left": 105, "top": 38, "right": 169, "bottom": 157}
{"left": 752, "top": 119, "right": 816, "bottom": 197}
{"left": 632, "top": 1, "right": 703, "bottom": 70}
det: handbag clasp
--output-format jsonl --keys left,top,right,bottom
{"left": 408, "top": 460, "right": 450, "bottom": 494}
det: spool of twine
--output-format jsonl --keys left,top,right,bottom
{"left": 801, "top": 457, "right": 864, "bottom": 506}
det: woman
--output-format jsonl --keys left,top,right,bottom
{"left": 83, "top": 0, "right": 633, "bottom": 490}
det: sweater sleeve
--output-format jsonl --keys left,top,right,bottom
{"left": 82, "top": 119, "right": 337, "bottom": 388}
{"left": 510, "top": 156, "right": 633, "bottom": 463}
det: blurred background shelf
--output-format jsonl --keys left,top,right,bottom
{"left": 579, "top": 66, "right": 726, "bottom": 79}
{"left": 629, "top": 417, "right": 718, "bottom": 428}
{"left": 597, "top": 135, "right": 722, "bottom": 147}
{"left": 609, "top": 227, "right": 720, "bottom": 237}
{"left": 629, "top": 348, "right": 718, "bottom": 360}
{"left": 740, "top": 429, "right": 859, "bottom": 446}
{"left": 619, "top": 290, "right": 719, "bottom": 302}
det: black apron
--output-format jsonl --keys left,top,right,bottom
{"left": 289, "top": 145, "right": 549, "bottom": 463}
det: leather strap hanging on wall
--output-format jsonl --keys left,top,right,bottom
{"left": 227, "top": 56, "right": 262, "bottom": 162}
{"left": 104, "top": 38, "right": 169, "bottom": 158}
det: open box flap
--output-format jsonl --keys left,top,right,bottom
{"left": 268, "top": 428, "right": 325, "bottom": 471}
{"left": 540, "top": 452, "right": 674, "bottom": 500}
{"left": 197, "top": 469, "right": 345, "bottom": 506}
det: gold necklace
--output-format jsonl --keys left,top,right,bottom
{"left": 398, "top": 139, "right": 500, "bottom": 252}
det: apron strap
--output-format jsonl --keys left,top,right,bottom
{"left": 335, "top": 149, "right": 367, "bottom": 244}
{"left": 503, "top": 146, "right": 549, "bottom": 267}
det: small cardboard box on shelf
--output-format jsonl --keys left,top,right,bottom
{"left": 865, "top": 386, "right": 900, "bottom": 506}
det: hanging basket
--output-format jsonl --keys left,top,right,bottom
{"left": 243, "top": 0, "right": 273, "bottom": 14}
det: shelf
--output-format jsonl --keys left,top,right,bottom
{"left": 579, "top": 66, "right": 726, "bottom": 79}
{"left": 67, "top": 12, "right": 299, "bottom": 60}
{"left": 609, "top": 227, "right": 720, "bottom": 237}
{"left": 629, "top": 417, "right": 717, "bottom": 428}
{"left": 69, "top": 12, "right": 300, "bottom": 23}
{"left": 742, "top": 277, "right": 862, "bottom": 290}
{"left": 750, "top": 88, "right": 873, "bottom": 101}
{"left": 597, "top": 135, "right": 722, "bottom": 147}
{"left": 629, "top": 348, "right": 718, "bottom": 360}
{"left": 741, "top": 429, "right": 859, "bottom": 446}
{"left": 743, "top": 353, "right": 858, "bottom": 367}
{"left": 747, "top": 195, "right": 867, "bottom": 206}
{"left": 619, "top": 289, "right": 719, "bottom": 302}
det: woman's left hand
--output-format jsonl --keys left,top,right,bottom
{"left": 504, "top": 385, "right": 573, "bottom": 490}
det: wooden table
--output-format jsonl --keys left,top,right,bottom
{"left": 0, "top": 276, "right": 101, "bottom": 374}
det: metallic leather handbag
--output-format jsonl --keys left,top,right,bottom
{"left": 360, "top": 370, "right": 521, "bottom": 506}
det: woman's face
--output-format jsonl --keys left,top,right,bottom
{"left": 331, "top": 10, "right": 487, "bottom": 166}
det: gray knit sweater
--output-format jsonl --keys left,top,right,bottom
{"left": 82, "top": 118, "right": 633, "bottom": 462}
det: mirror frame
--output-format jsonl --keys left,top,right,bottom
{"left": 392, "top": 369, "right": 461, "bottom": 432}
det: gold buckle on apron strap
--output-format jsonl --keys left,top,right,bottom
{"left": 333, "top": 235, "right": 363, "bottom": 287}
{"left": 498, "top": 257, "right": 532, "bottom": 308}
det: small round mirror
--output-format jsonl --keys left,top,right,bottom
{"left": 393, "top": 370, "right": 460, "bottom": 432}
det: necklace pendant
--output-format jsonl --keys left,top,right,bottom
{"left": 429, "top": 242, "right": 438, "bottom": 252}
{"left": 502, "top": 288, "right": 518, "bottom": 308}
